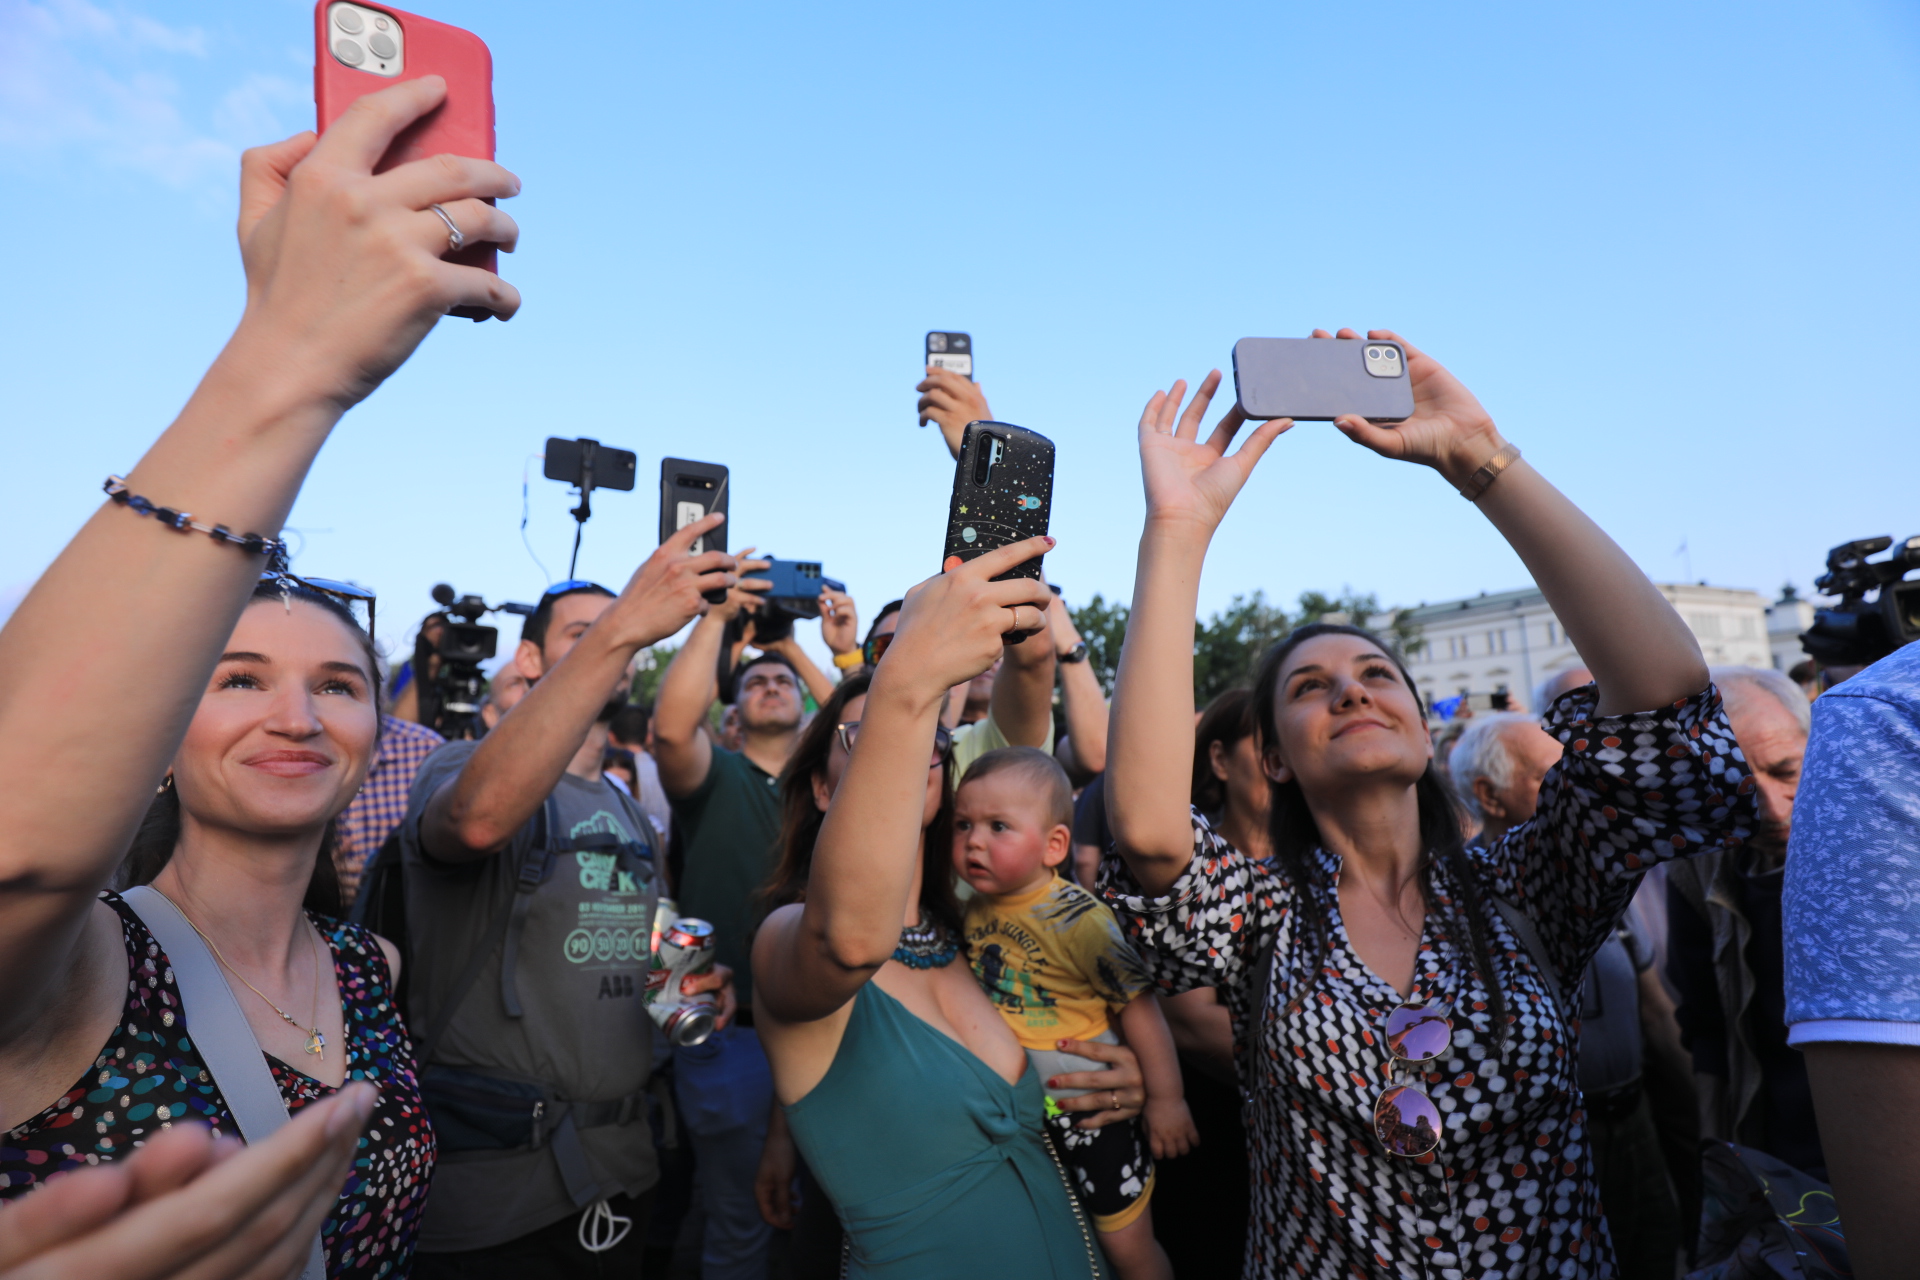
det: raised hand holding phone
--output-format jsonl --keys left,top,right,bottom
{"left": 1312, "top": 328, "right": 1509, "bottom": 489}
{"left": 886, "top": 537, "right": 1059, "bottom": 703}
{"left": 238, "top": 76, "right": 520, "bottom": 408}
{"left": 315, "top": 1, "right": 504, "bottom": 316}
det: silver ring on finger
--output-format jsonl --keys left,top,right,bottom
{"left": 428, "top": 203, "right": 466, "bottom": 252}
{"left": 1109, "top": 1090, "right": 1118, "bottom": 1110}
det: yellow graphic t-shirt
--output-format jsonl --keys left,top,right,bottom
{"left": 963, "top": 874, "right": 1152, "bottom": 1050}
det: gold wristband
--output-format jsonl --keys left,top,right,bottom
{"left": 1457, "top": 443, "right": 1522, "bottom": 502}
{"left": 832, "top": 650, "right": 864, "bottom": 670}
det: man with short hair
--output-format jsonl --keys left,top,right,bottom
{"left": 1667, "top": 666, "right": 1824, "bottom": 1175}
{"left": 1450, "top": 707, "right": 1691, "bottom": 1278}
{"left": 402, "top": 522, "right": 739, "bottom": 1275}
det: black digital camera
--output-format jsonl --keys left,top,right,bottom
{"left": 1802, "top": 535, "right": 1920, "bottom": 668}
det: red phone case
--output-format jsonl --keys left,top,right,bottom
{"left": 313, "top": 1, "right": 497, "bottom": 312}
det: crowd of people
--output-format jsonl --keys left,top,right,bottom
{"left": 3, "top": 78, "right": 1918, "bottom": 1280}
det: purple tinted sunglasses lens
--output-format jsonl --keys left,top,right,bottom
{"left": 1384, "top": 1003, "right": 1453, "bottom": 1063}
{"left": 1374, "top": 1084, "right": 1442, "bottom": 1157}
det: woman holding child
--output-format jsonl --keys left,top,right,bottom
{"left": 753, "top": 608, "right": 1150, "bottom": 1276}
{"left": 1099, "top": 332, "right": 1756, "bottom": 1279}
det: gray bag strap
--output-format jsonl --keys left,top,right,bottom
{"left": 121, "top": 886, "right": 327, "bottom": 1280}
{"left": 1491, "top": 893, "right": 1569, "bottom": 1017}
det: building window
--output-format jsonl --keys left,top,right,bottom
{"left": 1499, "top": 630, "right": 1508, "bottom": 653}
{"left": 1546, "top": 619, "right": 1557, "bottom": 644}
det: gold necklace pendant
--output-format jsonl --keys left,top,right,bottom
{"left": 305, "top": 1027, "right": 327, "bottom": 1060}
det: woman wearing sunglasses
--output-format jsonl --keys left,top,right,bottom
{"left": 1100, "top": 333, "right": 1755, "bottom": 1280}
{"left": 752, "top": 547, "right": 1146, "bottom": 1279}
{"left": 0, "top": 77, "right": 524, "bottom": 1276}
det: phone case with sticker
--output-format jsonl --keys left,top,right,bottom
{"left": 1231, "top": 336, "right": 1415, "bottom": 422}
{"left": 943, "top": 421, "right": 1053, "bottom": 587}
{"left": 659, "top": 458, "right": 730, "bottom": 604}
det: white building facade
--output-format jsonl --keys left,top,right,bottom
{"left": 1401, "top": 583, "right": 1774, "bottom": 714}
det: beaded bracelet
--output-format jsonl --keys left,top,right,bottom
{"left": 103, "top": 476, "right": 289, "bottom": 561}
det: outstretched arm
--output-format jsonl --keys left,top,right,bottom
{"left": 988, "top": 620, "right": 1057, "bottom": 749}
{"left": 0, "top": 78, "right": 521, "bottom": 1042}
{"left": 421, "top": 516, "right": 735, "bottom": 860}
{"left": 1323, "top": 328, "right": 1705, "bottom": 716}
{"left": 652, "top": 560, "right": 769, "bottom": 797}
{"left": 1049, "top": 594, "right": 1109, "bottom": 775}
{"left": 753, "top": 537, "right": 1055, "bottom": 1025}
{"left": 916, "top": 367, "right": 993, "bottom": 461}
{"left": 1106, "top": 372, "right": 1290, "bottom": 894}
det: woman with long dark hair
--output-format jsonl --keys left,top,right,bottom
{"left": 752, "top": 556, "right": 1145, "bottom": 1279}
{"left": 0, "top": 77, "right": 520, "bottom": 1275}
{"left": 1101, "top": 331, "right": 1754, "bottom": 1279}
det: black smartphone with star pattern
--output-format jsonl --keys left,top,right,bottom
{"left": 943, "top": 422, "right": 1053, "bottom": 640}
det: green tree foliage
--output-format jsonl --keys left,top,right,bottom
{"left": 1069, "top": 587, "right": 1425, "bottom": 708}
{"left": 1068, "top": 593, "right": 1132, "bottom": 694}
{"left": 1193, "top": 591, "right": 1292, "bottom": 706}
{"left": 629, "top": 643, "right": 678, "bottom": 707}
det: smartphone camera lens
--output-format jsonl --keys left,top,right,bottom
{"left": 927, "top": 333, "right": 947, "bottom": 353}
{"left": 334, "top": 6, "right": 364, "bottom": 33}
{"left": 334, "top": 38, "right": 365, "bottom": 64}
{"left": 368, "top": 30, "right": 396, "bottom": 57}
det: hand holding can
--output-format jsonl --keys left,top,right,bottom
{"left": 646, "top": 917, "right": 720, "bottom": 1047}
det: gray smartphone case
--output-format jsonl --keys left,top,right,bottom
{"left": 1232, "top": 337, "right": 1414, "bottom": 422}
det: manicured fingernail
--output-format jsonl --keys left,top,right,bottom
{"left": 1043, "top": 536, "right": 1056, "bottom": 547}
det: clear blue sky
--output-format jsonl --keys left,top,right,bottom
{"left": 4, "top": 0, "right": 1917, "bottom": 665}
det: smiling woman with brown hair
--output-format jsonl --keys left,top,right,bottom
{"left": 1099, "top": 331, "right": 1757, "bottom": 1280}
{"left": 0, "top": 75, "right": 523, "bottom": 1276}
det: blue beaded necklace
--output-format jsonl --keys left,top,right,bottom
{"left": 892, "top": 920, "right": 958, "bottom": 970}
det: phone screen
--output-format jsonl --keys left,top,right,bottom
{"left": 925, "top": 331, "right": 973, "bottom": 379}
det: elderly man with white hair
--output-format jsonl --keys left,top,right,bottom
{"left": 1449, "top": 706, "right": 1690, "bottom": 1280}
{"left": 1666, "top": 665, "right": 1823, "bottom": 1178}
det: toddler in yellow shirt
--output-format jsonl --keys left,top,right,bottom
{"left": 954, "top": 747, "right": 1197, "bottom": 1280}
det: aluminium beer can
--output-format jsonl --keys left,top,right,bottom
{"left": 646, "top": 916, "right": 719, "bottom": 1047}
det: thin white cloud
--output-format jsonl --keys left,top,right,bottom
{"left": 0, "top": 0, "right": 300, "bottom": 192}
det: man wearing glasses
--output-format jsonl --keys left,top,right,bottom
{"left": 399, "top": 519, "right": 740, "bottom": 1275}
{"left": 651, "top": 572, "right": 812, "bottom": 1280}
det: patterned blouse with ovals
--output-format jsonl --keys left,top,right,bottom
{"left": 0, "top": 892, "right": 437, "bottom": 1280}
{"left": 1101, "top": 685, "right": 1753, "bottom": 1280}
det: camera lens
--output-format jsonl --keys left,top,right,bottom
{"left": 334, "top": 38, "right": 365, "bottom": 64}
{"left": 368, "top": 30, "right": 396, "bottom": 57}
{"left": 334, "top": 7, "right": 364, "bottom": 33}
{"left": 1367, "top": 347, "right": 1380, "bottom": 359}
{"left": 927, "top": 333, "right": 947, "bottom": 353}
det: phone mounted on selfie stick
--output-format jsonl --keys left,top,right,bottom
{"left": 544, "top": 436, "right": 638, "bottom": 579}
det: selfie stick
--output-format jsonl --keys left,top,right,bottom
{"left": 565, "top": 441, "right": 606, "bottom": 580}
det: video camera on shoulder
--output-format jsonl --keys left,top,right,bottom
{"left": 1802, "top": 535, "right": 1920, "bottom": 668}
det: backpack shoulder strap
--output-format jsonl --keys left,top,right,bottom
{"left": 121, "top": 886, "right": 326, "bottom": 1280}
{"left": 416, "top": 795, "right": 558, "bottom": 1063}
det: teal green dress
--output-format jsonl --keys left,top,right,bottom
{"left": 784, "top": 983, "right": 1106, "bottom": 1279}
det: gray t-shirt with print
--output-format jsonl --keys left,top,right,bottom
{"left": 401, "top": 739, "right": 661, "bottom": 1252}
